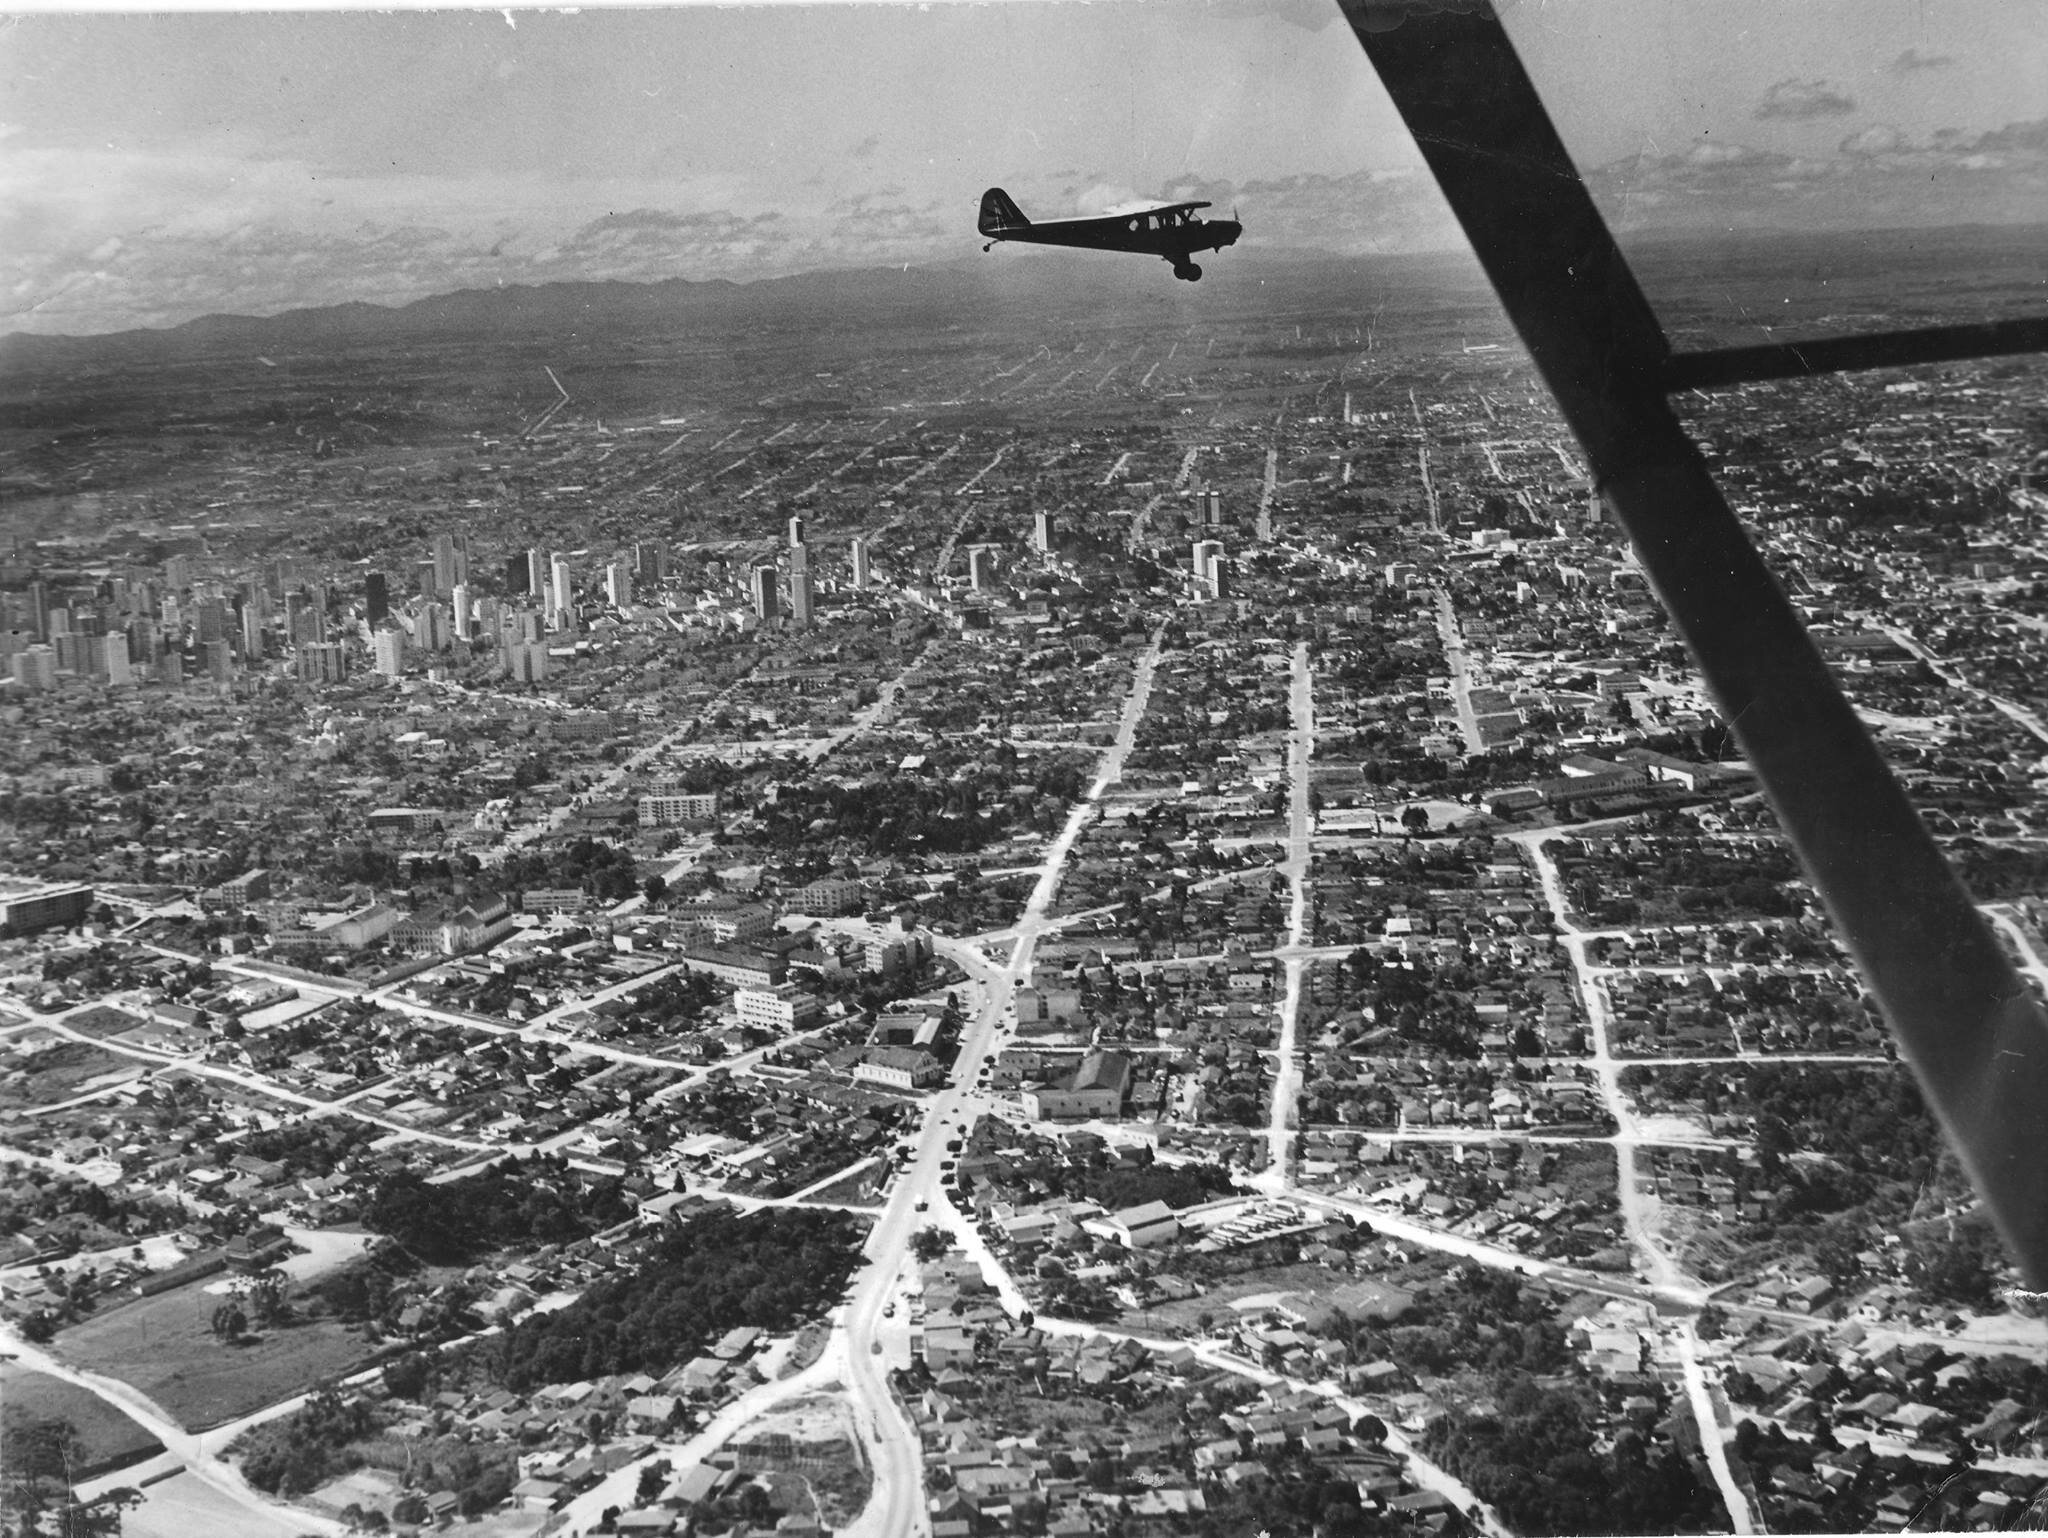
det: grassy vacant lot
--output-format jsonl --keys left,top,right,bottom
{"left": 56, "top": 1282, "right": 375, "bottom": 1431}
{"left": 0, "top": 1039, "right": 142, "bottom": 1108}
{"left": 63, "top": 1005, "right": 147, "bottom": 1039}
{"left": 0, "top": 1363, "right": 163, "bottom": 1475}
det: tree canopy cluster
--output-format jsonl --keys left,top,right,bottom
{"left": 1425, "top": 1374, "right": 1723, "bottom": 1535}
{"left": 363, "top": 1156, "right": 634, "bottom": 1265}
{"left": 487, "top": 1207, "right": 863, "bottom": 1391}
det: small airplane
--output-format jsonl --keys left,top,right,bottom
{"left": 978, "top": 187, "right": 1242, "bottom": 282}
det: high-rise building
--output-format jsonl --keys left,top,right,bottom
{"left": 505, "top": 554, "right": 529, "bottom": 594}
{"left": 365, "top": 571, "right": 390, "bottom": 626}
{"left": 432, "top": 531, "right": 469, "bottom": 597}
{"left": 372, "top": 628, "right": 406, "bottom": 679}
{"left": 1203, "top": 489, "right": 1222, "bottom": 526}
{"left": 635, "top": 538, "right": 669, "bottom": 584}
{"left": 158, "top": 648, "right": 184, "bottom": 688}
{"left": 284, "top": 591, "right": 309, "bottom": 644}
{"left": 1193, "top": 538, "right": 1223, "bottom": 577}
{"left": 549, "top": 554, "right": 574, "bottom": 629}
{"left": 193, "top": 597, "right": 226, "bottom": 647}
{"left": 410, "top": 599, "right": 451, "bottom": 653}
{"left": 270, "top": 556, "right": 298, "bottom": 599}
{"left": 606, "top": 560, "right": 633, "bottom": 610}
{"left": 1034, "top": 511, "right": 1056, "bottom": 553}
{"left": 11, "top": 645, "right": 55, "bottom": 690}
{"left": 199, "top": 640, "right": 233, "bottom": 682}
{"left": 527, "top": 548, "right": 548, "bottom": 601}
{"left": 54, "top": 632, "right": 92, "bottom": 675}
{"left": 161, "top": 557, "right": 190, "bottom": 594}
{"left": 750, "top": 559, "right": 780, "bottom": 622}
{"left": 102, "top": 634, "right": 132, "bottom": 687}
{"left": 789, "top": 546, "right": 813, "bottom": 628}
{"left": 451, "top": 584, "right": 474, "bottom": 641}
{"left": 1207, "top": 556, "right": 1233, "bottom": 600}
{"left": 504, "top": 639, "right": 548, "bottom": 684}
{"left": 968, "top": 545, "right": 995, "bottom": 591}
{"left": 850, "top": 537, "right": 871, "bottom": 591}
{"left": 240, "top": 601, "right": 265, "bottom": 661}
{"left": 788, "top": 515, "right": 806, "bottom": 548}
{"left": 296, "top": 641, "right": 349, "bottom": 684}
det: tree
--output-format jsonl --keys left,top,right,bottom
{"left": 910, "top": 1226, "right": 953, "bottom": 1263}
{"left": 1401, "top": 804, "right": 1431, "bottom": 835}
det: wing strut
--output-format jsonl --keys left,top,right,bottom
{"left": 1343, "top": 0, "right": 2048, "bottom": 1288}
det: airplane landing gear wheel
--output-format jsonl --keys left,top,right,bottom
{"left": 1173, "top": 262, "right": 1203, "bottom": 282}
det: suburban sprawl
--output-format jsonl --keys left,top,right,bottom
{"left": 2, "top": 246, "right": 2046, "bottom": 1538}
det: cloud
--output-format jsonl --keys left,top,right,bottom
{"left": 1890, "top": 47, "right": 1954, "bottom": 73}
{"left": 1587, "top": 113, "right": 2048, "bottom": 235}
{"left": 1755, "top": 78, "right": 1857, "bottom": 121}
{"left": 1838, "top": 125, "right": 1908, "bottom": 158}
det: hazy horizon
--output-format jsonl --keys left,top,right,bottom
{"left": 3, "top": 0, "right": 2044, "bottom": 337}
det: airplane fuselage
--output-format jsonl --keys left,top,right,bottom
{"left": 978, "top": 188, "right": 1241, "bottom": 281}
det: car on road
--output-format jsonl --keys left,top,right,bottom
{"left": 915, "top": 1198, "right": 928, "bottom": 1210}
{"left": 883, "top": 1302, "right": 895, "bottom": 1317}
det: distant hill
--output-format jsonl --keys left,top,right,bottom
{"left": 4, "top": 220, "right": 2038, "bottom": 381}
{"left": 0, "top": 246, "right": 1490, "bottom": 379}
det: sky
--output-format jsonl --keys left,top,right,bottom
{"left": 1, "top": 0, "right": 2043, "bottom": 336}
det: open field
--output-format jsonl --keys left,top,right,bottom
{"left": 0, "top": 1362, "right": 163, "bottom": 1475}
{"left": 0, "top": 1039, "right": 144, "bottom": 1108}
{"left": 55, "top": 1282, "right": 376, "bottom": 1431}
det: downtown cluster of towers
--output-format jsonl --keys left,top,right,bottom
{"left": 0, "top": 481, "right": 1242, "bottom": 696}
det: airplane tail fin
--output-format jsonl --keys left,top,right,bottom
{"left": 978, "top": 187, "right": 1030, "bottom": 236}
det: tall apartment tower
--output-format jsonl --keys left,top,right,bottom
{"left": 431, "top": 531, "right": 468, "bottom": 597}
{"left": 968, "top": 546, "right": 994, "bottom": 591}
{"left": 606, "top": 560, "right": 633, "bottom": 610}
{"left": 1034, "top": 511, "right": 1056, "bottom": 554}
{"left": 750, "top": 559, "right": 780, "bottom": 623}
{"left": 505, "top": 554, "right": 529, "bottom": 594}
{"left": 635, "top": 538, "right": 669, "bottom": 584}
{"left": 12, "top": 645, "right": 56, "bottom": 691}
{"left": 372, "top": 628, "right": 406, "bottom": 679}
{"left": 527, "top": 548, "right": 549, "bottom": 600}
{"left": 850, "top": 537, "right": 871, "bottom": 591}
{"left": 102, "top": 633, "right": 133, "bottom": 686}
{"left": 505, "top": 639, "right": 548, "bottom": 683}
{"left": 789, "top": 553, "right": 813, "bottom": 628}
{"left": 365, "top": 571, "right": 390, "bottom": 626}
{"left": 1204, "top": 489, "right": 1222, "bottom": 526}
{"left": 549, "top": 555, "right": 574, "bottom": 630}
{"left": 451, "top": 583, "right": 474, "bottom": 641}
